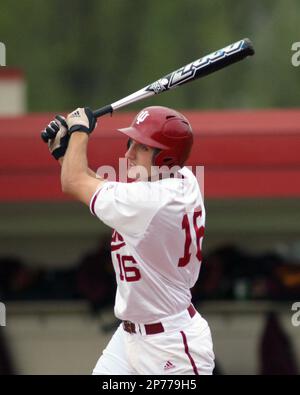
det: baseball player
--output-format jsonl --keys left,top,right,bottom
{"left": 42, "top": 106, "right": 215, "bottom": 375}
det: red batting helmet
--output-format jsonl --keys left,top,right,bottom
{"left": 118, "top": 106, "right": 193, "bottom": 167}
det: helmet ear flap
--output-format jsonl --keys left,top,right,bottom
{"left": 153, "top": 149, "right": 178, "bottom": 167}
{"left": 152, "top": 148, "right": 161, "bottom": 165}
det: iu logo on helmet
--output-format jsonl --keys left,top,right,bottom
{"left": 136, "top": 110, "right": 150, "bottom": 125}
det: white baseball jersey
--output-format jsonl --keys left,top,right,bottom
{"left": 90, "top": 166, "right": 205, "bottom": 323}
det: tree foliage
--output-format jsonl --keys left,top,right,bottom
{"left": 1, "top": 0, "right": 299, "bottom": 111}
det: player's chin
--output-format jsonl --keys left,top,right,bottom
{"left": 126, "top": 167, "right": 138, "bottom": 180}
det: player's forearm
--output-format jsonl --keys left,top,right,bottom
{"left": 59, "top": 157, "right": 97, "bottom": 178}
{"left": 61, "top": 132, "right": 90, "bottom": 193}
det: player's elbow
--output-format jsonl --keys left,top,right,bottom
{"left": 61, "top": 178, "right": 73, "bottom": 195}
{"left": 60, "top": 164, "right": 82, "bottom": 195}
{"left": 61, "top": 173, "right": 77, "bottom": 196}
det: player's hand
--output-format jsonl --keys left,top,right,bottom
{"left": 66, "top": 107, "right": 97, "bottom": 135}
{"left": 41, "top": 115, "right": 70, "bottom": 160}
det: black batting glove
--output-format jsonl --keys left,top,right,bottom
{"left": 41, "top": 115, "right": 70, "bottom": 160}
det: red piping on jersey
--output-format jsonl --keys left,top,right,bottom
{"left": 90, "top": 188, "right": 102, "bottom": 216}
{"left": 180, "top": 331, "right": 199, "bottom": 375}
{"left": 111, "top": 242, "right": 126, "bottom": 251}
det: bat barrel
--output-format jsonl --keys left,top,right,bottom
{"left": 92, "top": 38, "right": 255, "bottom": 119}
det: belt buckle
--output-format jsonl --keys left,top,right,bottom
{"left": 123, "top": 320, "right": 135, "bottom": 334}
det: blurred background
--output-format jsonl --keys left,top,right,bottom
{"left": 0, "top": 0, "right": 300, "bottom": 375}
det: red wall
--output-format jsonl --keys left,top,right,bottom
{"left": 1, "top": 109, "right": 300, "bottom": 201}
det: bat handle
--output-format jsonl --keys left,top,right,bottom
{"left": 93, "top": 104, "right": 113, "bottom": 119}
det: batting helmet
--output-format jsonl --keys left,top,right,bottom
{"left": 118, "top": 106, "right": 193, "bottom": 167}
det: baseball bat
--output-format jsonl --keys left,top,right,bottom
{"left": 93, "top": 38, "right": 254, "bottom": 118}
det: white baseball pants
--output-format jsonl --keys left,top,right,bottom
{"left": 93, "top": 308, "right": 215, "bottom": 375}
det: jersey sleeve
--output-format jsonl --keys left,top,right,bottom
{"left": 89, "top": 181, "right": 167, "bottom": 238}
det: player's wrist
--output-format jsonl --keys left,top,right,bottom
{"left": 69, "top": 131, "right": 90, "bottom": 140}
{"left": 69, "top": 130, "right": 91, "bottom": 137}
